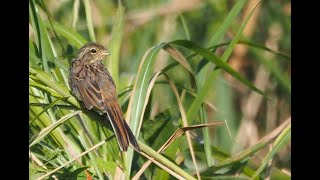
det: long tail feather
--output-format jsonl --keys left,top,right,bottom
{"left": 123, "top": 121, "right": 141, "bottom": 152}
{"left": 105, "top": 104, "right": 141, "bottom": 152}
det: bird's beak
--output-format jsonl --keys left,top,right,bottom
{"left": 103, "top": 50, "right": 111, "bottom": 56}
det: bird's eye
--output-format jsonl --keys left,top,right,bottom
{"left": 91, "top": 48, "right": 97, "bottom": 53}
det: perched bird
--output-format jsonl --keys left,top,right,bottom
{"left": 69, "top": 42, "right": 140, "bottom": 152}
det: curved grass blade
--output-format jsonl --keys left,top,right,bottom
{"left": 252, "top": 122, "right": 291, "bottom": 179}
{"left": 169, "top": 1, "right": 265, "bottom": 140}
{"left": 30, "top": 110, "right": 82, "bottom": 147}
{"left": 163, "top": 44, "right": 194, "bottom": 75}
{"left": 39, "top": 0, "right": 66, "bottom": 56}
{"left": 135, "top": 71, "right": 200, "bottom": 179}
{"left": 205, "top": 41, "right": 291, "bottom": 61}
{"left": 44, "top": 22, "right": 87, "bottom": 48}
{"left": 30, "top": 67, "right": 80, "bottom": 108}
{"left": 239, "top": 41, "right": 290, "bottom": 61}
{"left": 125, "top": 43, "right": 166, "bottom": 177}
{"left": 217, "top": 119, "right": 290, "bottom": 169}
{"left": 118, "top": 81, "right": 217, "bottom": 113}
{"left": 125, "top": 42, "right": 197, "bottom": 177}
{"left": 133, "top": 122, "right": 223, "bottom": 180}
{"left": 200, "top": 119, "right": 291, "bottom": 176}
{"left": 29, "top": 0, "right": 55, "bottom": 73}
{"left": 29, "top": 97, "right": 67, "bottom": 124}
{"left": 29, "top": 78, "right": 63, "bottom": 98}
{"left": 29, "top": 96, "right": 63, "bottom": 145}
{"left": 170, "top": 40, "right": 270, "bottom": 101}
{"left": 164, "top": 74, "right": 200, "bottom": 179}
{"left": 137, "top": 142, "right": 197, "bottom": 180}
{"left": 221, "top": 1, "right": 261, "bottom": 60}
{"left": 207, "top": 0, "right": 247, "bottom": 46}
{"left": 163, "top": 40, "right": 290, "bottom": 73}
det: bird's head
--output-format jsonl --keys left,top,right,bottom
{"left": 76, "top": 42, "right": 111, "bottom": 64}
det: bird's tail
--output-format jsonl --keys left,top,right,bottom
{"left": 105, "top": 104, "right": 141, "bottom": 152}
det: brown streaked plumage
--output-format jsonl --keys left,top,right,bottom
{"left": 69, "top": 42, "right": 140, "bottom": 152}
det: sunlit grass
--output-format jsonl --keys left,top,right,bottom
{"left": 29, "top": 0, "right": 291, "bottom": 179}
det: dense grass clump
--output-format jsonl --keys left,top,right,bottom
{"left": 29, "top": 0, "right": 291, "bottom": 179}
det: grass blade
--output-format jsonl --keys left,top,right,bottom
{"left": 83, "top": 0, "right": 96, "bottom": 41}
{"left": 29, "top": 67, "right": 80, "bottom": 108}
{"left": 137, "top": 141, "right": 197, "bottom": 180}
{"left": 164, "top": 74, "right": 200, "bottom": 179}
{"left": 30, "top": 110, "right": 82, "bottom": 147}
{"left": 107, "top": 2, "right": 125, "bottom": 89}
{"left": 252, "top": 122, "right": 291, "bottom": 178}
{"left": 200, "top": 118, "right": 291, "bottom": 176}
{"left": 221, "top": 1, "right": 261, "bottom": 60}
{"left": 125, "top": 43, "right": 166, "bottom": 177}
{"left": 29, "top": 97, "right": 67, "bottom": 124}
{"left": 200, "top": 105, "right": 213, "bottom": 166}
{"left": 44, "top": 22, "right": 87, "bottom": 48}
{"left": 163, "top": 44, "right": 194, "bottom": 75}
{"left": 133, "top": 122, "right": 223, "bottom": 180}
{"left": 179, "top": 14, "right": 191, "bottom": 40}
{"left": 36, "top": 137, "right": 113, "bottom": 180}
{"left": 29, "top": 0, "right": 55, "bottom": 73}
{"left": 208, "top": 0, "right": 247, "bottom": 45}
{"left": 170, "top": 40, "right": 270, "bottom": 103}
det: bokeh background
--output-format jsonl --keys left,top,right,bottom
{"left": 29, "top": 0, "right": 291, "bottom": 179}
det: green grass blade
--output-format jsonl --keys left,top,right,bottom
{"left": 170, "top": 40, "right": 270, "bottom": 104}
{"left": 29, "top": 97, "right": 67, "bottom": 124}
{"left": 221, "top": 1, "right": 261, "bottom": 61}
{"left": 30, "top": 0, "right": 55, "bottom": 73}
{"left": 30, "top": 110, "right": 82, "bottom": 147}
{"left": 200, "top": 105, "right": 213, "bottom": 166}
{"left": 252, "top": 49, "right": 291, "bottom": 93}
{"left": 107, "top": 2, "right": 125, "bottom": 89}
{"left": 29, "top": 67, "right": 80, "bottom": 108}
{"left": 179, "top": 14, "right": 191, "bottom": 40}
{"left": 198, "top": 120, "right": 290, "bottom": 178}
{"left": 138, "top": 141, "right": 197, "bottom": 180}
{"left": 208, "top": 0, "right": 247, "bottom": 46}
{"left": 205, "top": 41, "right": 291, "bottom": 61}
{"left": 125, "top": 43, "right": 166, "bottom": 177}
{"left": 270, "top": 168, "right": 291, "bottom": 179}
{"left": 72, "top": 0, "right": 80, "bottom": 30}
{"left": 83, "top": 0, "right": 96, "bottom": 41}
{"left": 252, "top": 123, "right": 291, "bottom": 178}
{"left": 36, "top": 138, "right": 111, "bottom": 180}
{"left": 44, "top": 22, "right": 87, "bottom": 48}
{"left": 29, "top": 95, "right": 64, "bottom": 147}
{"left": 29, "top": 40, "right": 41, "bottom": 68}
{"left": 206, "top": 119, "right": 290, "bottom": 173}
{"left": 163, "top": 44, "right": 194, "bottom": 75}
{"left": 29, "top": 78, "right": 63, "bottom": 98}
{"left": 240, "top": 41, "right": 291, "bottom": 61}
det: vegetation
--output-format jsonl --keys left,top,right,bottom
{"left": 29, "top": 0, "right": 291, "bottom": 179}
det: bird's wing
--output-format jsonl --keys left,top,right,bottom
{"left": 72, "top": 65, "right": 131, "bottom": 151}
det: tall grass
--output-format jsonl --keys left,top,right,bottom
{"left": 29, "top": 0, "right": 291, "bottom": 179}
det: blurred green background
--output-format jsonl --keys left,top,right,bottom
{"left": 29, "top": 0, "right": 291, "bottom": 179}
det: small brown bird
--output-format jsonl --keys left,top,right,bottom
{"left": 69, "top": 42, "right": 140, "bottom": 152}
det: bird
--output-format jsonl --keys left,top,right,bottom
{"left": 68, "top": 42, "right": 141, "bottom": 152}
